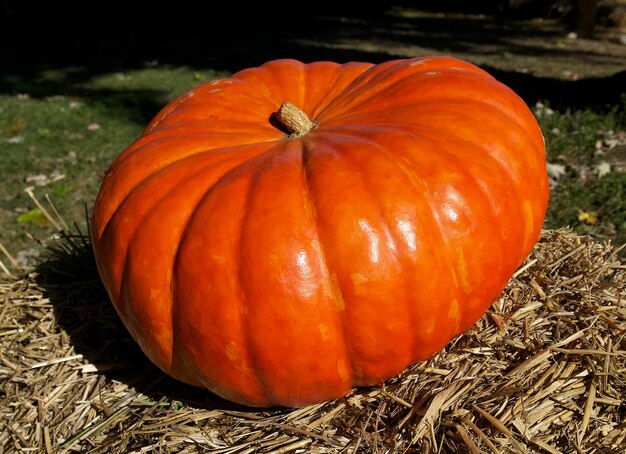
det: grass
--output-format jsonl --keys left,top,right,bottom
{"left": 538, "top": 100, "right": 626, "bottom": 164}
{"left": 536, "top": 97, "right": 626, "bottom": 248}
{"left": 1, "top": 65, "right": 625, "bottom": 269}
{"left": 0, "top": 65, "right": 227, "bottom": 265}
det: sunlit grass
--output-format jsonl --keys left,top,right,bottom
{"left": 0, "top": 65, "right": 227, "bottom": 262}
{"left": 537, "top": 97, "right": 626, "bottom": 248}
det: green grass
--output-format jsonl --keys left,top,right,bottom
{"left": 0, "top": 65, "right": 227, "bottom": 265}
{"left": 549, "top": 173, "right": 626, "bottom": 236}
{"left": 1, "top": 66, "right": 625, "bottom": 268}
{"left": 536, "top": 97, "right": 626, "bottom": 248}
{"left": 537, "top": 100, "right": 626, "bottom": 164}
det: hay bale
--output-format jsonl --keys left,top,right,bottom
{"left": 1, "top": 229, "right": 625, "bottom": 453}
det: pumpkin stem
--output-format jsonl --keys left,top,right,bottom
{"left": 275, "top": 102, "right": 317, "bottom": 137}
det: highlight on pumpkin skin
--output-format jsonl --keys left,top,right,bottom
{"left": 91, "top": 55, "right": 549, "bottom": 408}
{"left": 301, "top": 132, "right": 461, "bottom": 372}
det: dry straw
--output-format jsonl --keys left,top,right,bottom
{"left": 1, "top": 228, "right": 625, "bottom": 453}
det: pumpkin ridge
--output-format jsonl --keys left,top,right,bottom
{"left": 319, "top": 134, "right": 405, "bottom": 266}
{"left": 358, "top": 134, "right": 470, "bottom": 344}
{"left": 96, "top": 153, "right": 241, "bottom": 304}
{"left": 322, "top": 110, "right": 538, "bottom": 212}
{"left": 232, "top": 60, "right": 307, "bottom": 111}
{"left": 239, "top": 166, "right": 269, "bottom": 404}
{"left": 423, "top": 95, "right": 543, "bottom": 166}
{"left": 96, "top": 140, "right": 283, "bottom": 237}
{"left": 113, "top": 150, "right": 284, "bottom": 380}
{"left": 234, "top": 143, "right": 297, "bottom": 405}
{"left": 321, "top": 97, "right": 531, "bottom": 132}
{"left": 173, "top": 146, "right": 287, "bottom": 403}
{"left": 387, "top": 125, "right": 529, "bottom": 264}
{"left": 392, "top": 153, "right": 470, "bottom": 336}
{"left": 304, "top": 132, "right": 419, "bottom": 380}
{"left": 305, "top": 61, "right": 373, "bottom": 119}
{"left": 201, "top": 79, "right": 279, "bottom": 114}
{"left": 100, "top": 129, "right": 279, "bottom": 184}
{"left": 319, "top": 75, "right": 530, "bottom": 132}
{"left": 393, "top": 111, "right": 547, "bottom": 258}
{"left": 117, "top": 249, "right": 176, "bottom": 369}
{"left": 300, "top": 140, "right": 355, "bottom": 386}
{"left": 402, "top": 127, "right": 528, "bottom": 310}
{"left": 384, "top": 130, "right": 519, "bottom": 333}
{"left": 316, "top": 129, "right": 468, "bottom": 352}
{"left": 112, "top": 197, "right": 186, "bottom": 375}
{"left": 335, "top": 128, "right": 467, "bottom": 339}
{"left": 316, "top": 59, "right": 494, "bottom": 124}
{"left": 314, "top": 59, "right": 407, "bottom": 122}
{"left": 236, "top": 171, "right": 266, "bottom": 403}
{"left": 228, "top": 71, "right": 281, "bottom": 107}
{"left": 144, "top": 122, "right": 284, "bottom": 139}
{"left": 338, "top": 124, "right": 533, "bottom": 332}
{"left": 403, "top": 126, "right": 523, "bottom": 227}
{"left": 157, "top": 76, "right": 278, "bottom": 129}
{"left": 145, "top": 88, "right": 198, "bottom": 133}
{"left": 402, "top": 133, "right": 512, "bottom": 322}
{"left": 340, "top": 136, "right": 426, "bottom": 364}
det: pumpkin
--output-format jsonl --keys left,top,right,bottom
{"left": 91, "top": 56, "right": 549, "bottom": 408}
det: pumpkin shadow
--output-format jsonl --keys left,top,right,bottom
{"left": 33, "top": 226, "right": 272, "bottom": 414}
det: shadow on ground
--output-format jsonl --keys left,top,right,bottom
{"left": 2, "top": 2, "right": 625, "bottom": 123}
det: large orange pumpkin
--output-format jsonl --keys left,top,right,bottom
{"left": 91, "top": 56, "right": 549, "bottom": 407}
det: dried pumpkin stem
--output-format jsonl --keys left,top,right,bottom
{"left": 276, "top": 102, "right": 317, "bottom": 137}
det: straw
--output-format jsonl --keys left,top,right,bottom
{"left": 1, "top": 228, "right": 624, "bottom": 452}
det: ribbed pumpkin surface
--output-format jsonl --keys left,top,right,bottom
{"left": 91, "top": 56, "right": 549, "bottom": 407}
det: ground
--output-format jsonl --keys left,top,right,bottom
{"left": 307, "top": 7, "right": 626, "bottom": 80}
